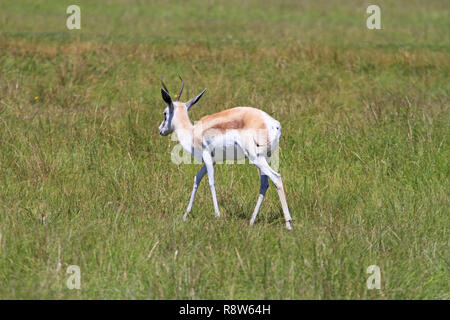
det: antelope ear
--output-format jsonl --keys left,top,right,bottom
{"left": 161, "top": 88, "right": 172, "bottom": 105}
{"left": 186, "top": 89, "right": 207, "bottom": 111}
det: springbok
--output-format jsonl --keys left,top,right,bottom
{"left": 158, "top": 77, "right": 293, "bottom": 230}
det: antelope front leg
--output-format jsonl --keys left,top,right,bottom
{"left": 203, "top": 152, "right": 221, "bottom": 218}
{"left": 183, "top": 164, "right": 207, "bottom": 221}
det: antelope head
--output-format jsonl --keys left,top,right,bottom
{"left": 158, "top": 76, "right": 206, "bottom": 136}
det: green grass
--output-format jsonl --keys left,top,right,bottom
{"left": 0, "top": 0, "right": 448, "bottom": 299}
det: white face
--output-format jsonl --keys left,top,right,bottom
{"left": 158, "top": 105, "right": 174, "bottom": 136}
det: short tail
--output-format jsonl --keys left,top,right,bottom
{"left": 253, "top": 124, "right": 281, "bottom": 158}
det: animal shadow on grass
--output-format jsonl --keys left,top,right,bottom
{"left": 220, "top": 197, "right": 285, "bottom": 226}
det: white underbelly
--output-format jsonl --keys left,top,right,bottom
{"left": 206, "top": 133, "right": 247, "bottom": 163}
{"left": 211, "top": 143, "right": 246, "bottom": 162}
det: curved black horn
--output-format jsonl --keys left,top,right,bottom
{"left": 176, "top": 75, "right": 184, "bottom": 101}
{"left": 160, "top": 77, "right": 170, "bottom": 94}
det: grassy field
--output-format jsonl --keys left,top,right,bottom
{"left": 0, "top": 0, "right": 448, "bottom": 299}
